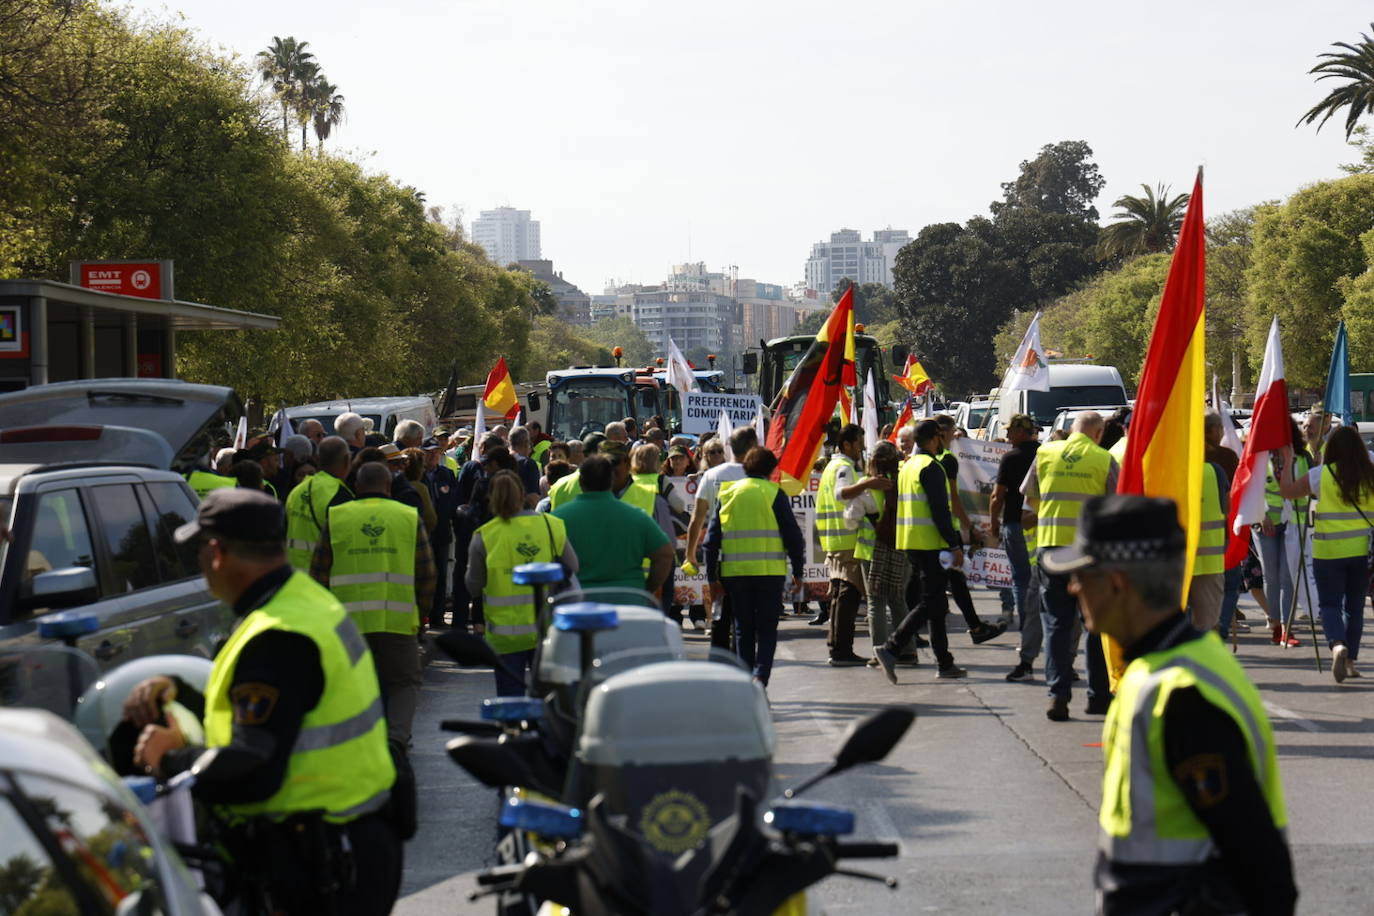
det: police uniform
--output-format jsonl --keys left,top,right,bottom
{"left": 1041, "top": 495, "right": 1295, "bottom": 916}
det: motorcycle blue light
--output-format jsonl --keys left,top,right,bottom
{"left": 498, "top": 798, "right": 583, "bottom": 839}
{"left": 480, "top": 697, "right": 545, "bottom": 722}
{"left": 512, "top": 562, "right": 565, "bottom": 586}
{"left": 553, "top": 603, "right": 619, "bottom": 632}
{"left": 765, "top": 802, "right": 856, "bottom": 836}
{"left": 37, "top": 610, "right": 99, "bottom": 639}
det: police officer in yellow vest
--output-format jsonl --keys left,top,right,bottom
{"left": 285, "top": 435, "right": 353, "bottom": 570}
{"left": 466, "top": 469, "right": 579, "bottom": 695}
{"left": 128, "top": 488, "right": 401, "bottom": 915}
{"left": 312, "top": 462, "right": 435, "bottom": 747}
{"left": 1022, "top": 410, "right": 1117, "bottom": 721}
{"left": 817, "top": 423, "right": 871, "bottom": 666}
{"left": 1045, "top": 494, "right": 1296, "bottom": 916}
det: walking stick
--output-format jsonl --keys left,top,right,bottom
{"left": 1282, "top": 518, "right": 1321, "bottom": 672}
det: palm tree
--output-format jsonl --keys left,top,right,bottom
{"left": 1299, "top": 24, "right": 1374, "bottom": 139}
{"left": 292, "top": 59, "right": 320, "bottom": 150}
{"left": 309, "top": 77, "right": 346, "bottom": 151}
{"left": 254, "top": 36, "right": 314, "bottom": 143}
{"left": 1096, "top": 183, "right": 1190, "bottom": 261}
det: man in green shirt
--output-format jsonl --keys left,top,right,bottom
{"left": 554, "top": 454, "right": 674, "bottom": 598}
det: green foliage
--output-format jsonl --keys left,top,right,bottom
{"left": 1246, "top": 174, "right": 1374, "bottom": 386}
{"left": 525, "top": 315, "right": 611, "bottom": 377}
{"left": 1299, "top": 24, "right": 1374, "bottom": 139}
{"left": 830, "top": 279, "right": 899, "bottom": 326}
{"left": 1096, "top": 184, "right": 1190, "bottom": 261}
{"left": 585, "top": 316, "right": 654, "bottom": 366}
{"left": 795, "top": 308, "right": 828, "bottom": 335}
{"left": 1206, "top": 208, "right": 1260, "bottom": 391}
{"left": 992, "top": 140, "right": 1106, "bottom": 221}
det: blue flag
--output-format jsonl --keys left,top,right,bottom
{"left": 1324, "top": 320, "right": 1352, "bottom": 426}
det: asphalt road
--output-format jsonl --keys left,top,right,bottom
{"left": 397, "top": 591, "right": 1371, "bottom": 915}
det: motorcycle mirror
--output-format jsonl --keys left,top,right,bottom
{"left": 445, "top": 736, "right": 535, "bottom": 789}
{"left": 434, "top": 631, "right": 502, "bottom": 669}
{"left": 785, "top": 706, "right": 915, "bottom": 798}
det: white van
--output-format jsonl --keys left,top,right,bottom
{"left": 277, "top": 396, "right": 437, "bottom": 441}
{"left": 993, "top": 364, "right": 1128, "bottom": 437}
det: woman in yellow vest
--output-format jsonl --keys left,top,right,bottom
{"left": 467, "top": 470, "right": 579, "bottom": 695}
{"left": 1278, "top": 425, "right": 1374, "bottom": 682}
{"left": 703, "top": 447, "right": 806, "bottom": 688}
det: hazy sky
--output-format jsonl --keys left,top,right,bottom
{"left": 133, "top": 0, "right": 1362, "bottom": 294}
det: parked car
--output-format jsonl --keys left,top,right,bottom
{"left": 274, "top": 395, "right": 436, "bottom": 440}
{"left": 0, "top": 707, "right": 218, "bottom": 914}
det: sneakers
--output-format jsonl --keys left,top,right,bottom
{"left": 1085, "top": 696, "right": 1112, "bottom": 715}
{"left": 828, "top": 654, "right": 867, "bottom": 667}
{"left": 897, "top": 653, "right": 921, "bottom": 667}
{"left": 1046, "top": 698, "right": 1069, "bottom": 721}
{"left": 1333, "top": 644, "right": 1349, "bottom": 683}
{"left": 874, "top": 647, "right": 899, "bottom": 684}
{"left": 1005, "top": 662, "right": 1033, "bottom": 682}
{"left": 1348, "top": 661, "right": 1362, "bottom": 678}
{"left": 1270, "top": 623, "right": 1299, "bottom": 647}
{"left": 808, "top": 612, "right": 830, "bottom": 626}
{"left": 936, "top": 664, "right": 967, "bottom": 679}
{"left": 970, "top": 621, "right": 1007, "bottom": 644}
{"left": 691, "top": 619, "right": 706, "bottom": 632}
{"left": 913, "top": 635, "right": 930, "bottom": 648}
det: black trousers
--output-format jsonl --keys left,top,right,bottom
{"left": 710, "top": 590, "right": 735, "bottom": 652}
{"left": 888, "top": 550, "right": 954, "bottom": 669}
{"left": 431, "top": 537, "right": 451, "bottom": 626}
{"left": 947, "top": 567, "right": 983, "bottom": 629}
{"left": 828, "top": 578, "right": 863, "bottom": 657}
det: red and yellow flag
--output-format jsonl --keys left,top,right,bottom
{"left": 891, "top": 354, "right": 934, "bottom": 397}
{"left": 1118, "top": 170, "right": 1206, "bottom": 589}
{"left": 767, "top": 287, "right": 856, "bottom": 494}
{"left": 482, "top": 357, "right": 520, "bottom": 421}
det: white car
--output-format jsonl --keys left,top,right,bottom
{"left": 0, "top": 707, "right": 219, "bottom": 913}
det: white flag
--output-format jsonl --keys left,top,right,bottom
{"left": 473, "top": 400, "right": 487, "bottom": 445}
{"left": 665, "top": 337, "right": 698, "bottom": 394}
{"left": 1001, "top": 311, "right": 1051, "bottom": 395}
{"left": 754, "top": 400, "right": 766, "bottom": 441}
{"left": 1212, "top": 376, "right": 1243, "bottom": 457}
{"left": 717, "top": 408, "right": 734, "bottom": 463}
{"left": 276, "top": 409, "right": 294, "bottom": 448}
{"left": 861, "top": 371, "right": 880, "bottom": 456}
{"left": 233, "top": 415, "right": 248, "bottom": 450}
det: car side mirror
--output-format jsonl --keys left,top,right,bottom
{"left": 528, "top": 393, "right": 542, "bottom": 412}
{"left": 25, "top": 567, "right": 99, "bottom": 610}
{"left": 741, "top": 353, "right": 758, "bottom": 375}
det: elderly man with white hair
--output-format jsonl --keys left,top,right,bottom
{"left": 394, "top": 419, "right": 425, "bottom": 451}
{"left": 334, "top": 411, "right": 367, "bottom": 452}
{"left": 297, "top": 418, "right": 326, "bottom": 446}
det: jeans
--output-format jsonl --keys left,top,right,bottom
{"left": 1003, "top": 525, "right": 1033, "bottom": 624}
{"left": 1255, "top": 526, "right": 1292, "bottom": 625}
{"left": 888, "top": 551, "right": 954, "bottom": 669}
{"left": 1313, "top": 555, "right": 1369, "bottom": 660}
{"left": 724, "top": 576, "right": 784, "bottom": 684}
{"left": 1018, "top": 563, "right": 1045, "bottom": 665}
{"left": 1038, "top": 554, "right": 1109, "bottom": 701}
{"left": 1217, "top": 566, "right": 1243, "bottom": 636}
{"left": 494, "top": 648, "right": 535, "bottom": 697}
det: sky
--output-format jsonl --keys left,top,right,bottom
{"left": 132, "top": 0, "right": 1364, "bottom": 295}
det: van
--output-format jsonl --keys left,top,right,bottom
{"left": 993, "top": 364, "right": 1129, "bottom": 437}
{"left": 277, "top": 396, "right": 437, "bottom": 441}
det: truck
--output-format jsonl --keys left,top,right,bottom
{"left": 544, "top": 367, "right": 667, "bottom": 442}
{"left": 991, "top": 363, "right": 1129, "bottom": 437}
{"left": 747, "top": 332, "right": 905, "bottom": 427}
{"left": 649, "top": 367, "right": 728, "bottom": 436}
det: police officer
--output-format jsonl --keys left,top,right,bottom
{"left": 128, "top": 488, "right": 400, "bottom": 916}
{"left": 1022, "top": 410, "right": 1116, "bottom": 721}
{"left": 1044, "top": 494, "right": 1296, "bottom": 916}
{"left": 312, "top": 462, "right": 435, "bottom": 748}
{"left": 285, "top": 435, "right": 353, "bottom": 570}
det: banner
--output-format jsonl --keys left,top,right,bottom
{"left": 952, "top": 438, "right": 1014, "bottom": 590}
{"left": 682, "top": 392, "right": 763, "bottom": 435}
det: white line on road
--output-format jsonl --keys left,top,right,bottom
{"left": 1263, "top": 701, "right": 1322, "bottom": 733}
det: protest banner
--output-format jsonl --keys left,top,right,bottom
{"left": 952, "top": 438, "right": 1014, "bottom": 590}
{"left": 681, "top": 391, "right": 763, "bottom": 435}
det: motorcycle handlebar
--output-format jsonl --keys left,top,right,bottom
{"left": 834, "top": 841, "right": 900, "bottom": 859}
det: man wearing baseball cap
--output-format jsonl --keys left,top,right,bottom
{"left": 1044, "top": 494, "right": 1295, "bottom": 916}
{"left": 126, "top": 488, "right": 401, "bottom": 914}
{"left": 990, "top": 414, "right": 1041, "bottom": 682}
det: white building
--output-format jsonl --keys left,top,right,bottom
{"left": 803, "top": 227, "right": 910, "bottom": 294}
{"left": 471, "top": 207, "right": 541, "bottom": 266}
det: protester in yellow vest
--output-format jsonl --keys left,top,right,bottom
{"left": 127, "top": 488, "right": 401, "bottom": 915}
{"left": 1022, "top": 411, "right": 1116, "bottom": 721}
{"left": 1044, "top": 494, "right": 1295, "bottom": 916}
{"left": 817, "top": 424, "right": 870, "bottom": 666}
{"left": 285, "top": 436, "right": 353, "bottom": 570}
{"left": 1184, "top": 462, "right": 1229, "bottom": 631}
{"left": 703, "top": 447, "right": 805, "bottom": 688}
{"left": 1277, "top": 426, "right": 1374, "bottom": 683}
{"left": 186, "top": 458, "right": 236, "bottom": 500}
{"left": 467, "top": 470, "right": 579, "bottom": 695}
{"left": 851, "top": 441, "right": 914, "bottom": 666}
{"left": 311, "top": 462, "right": 435, "bottom": 746}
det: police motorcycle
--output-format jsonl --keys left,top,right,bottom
{"left": 454, "top": 650, "right": 912, "bottom": 916}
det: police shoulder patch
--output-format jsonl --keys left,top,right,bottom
{"left": 1173, "top": 752, "right": 1228, "bottom": 808}
{"left": 231, "top": 682, "right": 280, "bottom": 726}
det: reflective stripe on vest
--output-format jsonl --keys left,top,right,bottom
{"left": 548, "top": 470, "right": 582, "bottom": 510}
{"left": 1035, "top": 433, "right": 1112, "bottom": 548}
{"left": 1265, "top": 453, "right": 1309, "bottom": 523}
{"left": 203, "top": 572, "right": 394, "bottom": 823}
{"left": 855, "top": 487, "right": 884, "bottom": 562}
{"left": 896, "top": 454, "right": 943, "bottom": 551}
{"left": 1100, "top": 630, "right": 1285, "bottom": 865}
{"left": 327, "top": 497, "right": 420, "bottom": 635}
{"left": 477, "top": 513, "right": 567, "bottom": 654}
{"left": 1313, "top": 464, "right": 1374, "bottom": 560}
{"left": 1193, "top": 464, "right": 1227, "bottom": 575}
{"left": 286, "top": 473, "right": 348, "bottom": 571}
{"left": 719, "top": 478, "right": 787, "bottom": 576}
{"left": 817, "top": 455, "right": 858, "bottom": 553}
{"left": 186, "top": 469, "right": 236, "bottom": 500}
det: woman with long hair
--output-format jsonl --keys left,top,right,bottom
{"left": 466, "top": 470, "right": 579, "bottom": 695}
{"left": 1280, "top": 425, "right": 1374, "bottom": 681}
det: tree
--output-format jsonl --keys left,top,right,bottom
{"left": 991, "top": 140, "right": 1106, "bottom": 221}
{"left": 795, "top": 308, "right": 828, "bottom": 335}
{"left": 309, "top": 76, "right": 345, "bottom": 150}
{"left": 1298, "top": 24, "right": 1374, "bottom": 139}
{"left": 831, "top": 278, "right": 898, "bottom": 326}
{"left": 255, "top": 36, "right": 313, "bottom": 142}
{"left": 1096, "top": 183, "right": 1190, "bottom": 261}
{"left": 525, "top": 316, "right": 611, "bottom": 377}
{"left": 1206, "top": 208, "right": 1262, "bottom": 392}
{"left": 585, "top": 316, "right": 654, "bottom": 366}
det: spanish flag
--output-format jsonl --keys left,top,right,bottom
{"left": 767, "top": 287, "right": 856, "bottom": 495}
{"left": 1118, "top": 169, "right": 1206, "bottom": 589}
{"left": 483, "top": 356, "right": 520, "bottom": 421}
{"left": 892, "top": 354, "right": 934, "bottom": 397}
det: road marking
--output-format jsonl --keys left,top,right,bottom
{"left": 1263, "top": 701, "right": 1322, "bottom": 733}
